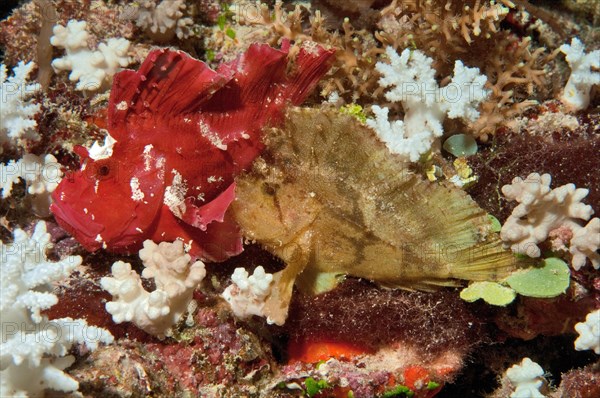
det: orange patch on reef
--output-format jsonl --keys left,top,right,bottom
{"left": 288, "top": 339, "right": 372, "bottom": 364}
{"left": 403, "top": 365, "right": 445, "bottom": 398}
{"left": 403, "top": 365, "right": 430, "bottom": 390}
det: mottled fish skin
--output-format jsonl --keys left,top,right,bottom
{"left": 51, "top": 44, "right": 334, "bottom": 262}
{"left": 232, "top": 108, "right": 529, "bottom": 324}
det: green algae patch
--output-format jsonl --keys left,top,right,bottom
{"left": 340, "top": 104, "right": 367, "bottom": 123}
{"left": 305, "top": 377, "right": 330, "bottom": 397}
{"left": 460, "top": 281, "right": 516, "bottom": 306}
{"left": 382, "top": 385, "right": 414, "bottom": 397}
{"left": 487, "top": 215, "right": 502, "bottom": 232}
{"left": 461, "top": 258, "right": 570, "bottom": 305}
{"left": 506, "top": 257, "right": 571, "bottom": 298}
{"left": 443, "top": 134, "right": 478, "bottom": 157}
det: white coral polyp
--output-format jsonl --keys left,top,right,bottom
{"left": 0, "top": 221, "right": 113, "bottom": 397}
{"left": 0, "top": 61, "right": 41, "bottom": 147}
{"left": 51, "top": 20, "right": 131, "bottom": 91}
{"left": 101, "top": 239, "right": 206, "bottom": 338}
{"left": 570, "top": 218, "right": 600, "bottom": 271}
{"left": 506, "top": 357, "right": 547, "bottom": 398}
{"left": 500, "top": 173, "right": 600, "bottom": 270}
{"left": 129, "top": 0, "right": 193, "bottom": 41}
{"left": 559, "top": 37, "right": 600, "bottom": 111}
{"left": 0, "top": 153, "right": 63, "bottom": 217}
{"left": 0, "top": 153, "right": 62, "bottom": 197}
{"left": 366, "top": 47, "right": 489, "bottom": 162}
{"left": 222, "top": 266, "right": 274, "bottom": 321}
{"left": 574, "top": 309, "right": 600, "bottom": 354}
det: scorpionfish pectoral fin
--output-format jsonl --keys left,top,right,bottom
{"left": 148, "top": 204, "right": 243, "bottom": 262}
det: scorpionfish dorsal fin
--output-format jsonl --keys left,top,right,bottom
{"left": 107, "top": 49, "right": 231, "bottom": 140}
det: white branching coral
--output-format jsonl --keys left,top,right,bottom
{"left": 0, "top": 153, "right": 62, "bottom": 197}
{"left": 0, "top": 153, "right": 63, "bottom": 216}
{"left": 559, "top": 37, "right": 600, "bottom": 110}
{"left": 574, "top": 309, "right": 600, "bottom": 354}
{"left": 222, "top": 266, "right": 274, "bottom": 321}
{"left": 0, "top": 61, "right": 41, "bottom": 148}
{"left": 0, "top": 221, "right": 113, "bottom": 397}
{"left": 101, "top": 239, "right": 206, "bottom": 338}
{"left": 51, "top": 20, "right": 132, "bottom": 91}
{"left": 505, "top": 358, "right": 547, "bottom": 398}
{"left": 500, "top": 173, "right": 600, "bottom": 270}
{"left": 126, "top": 0, "right": 193, "bottom": 42}
{"left": 366, "top": 47, "right": 489, "bottom": 162}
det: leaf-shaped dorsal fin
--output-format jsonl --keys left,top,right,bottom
{"left": 108, "top": 49, "right": 230, "bottom": 140}
{"left": 198, "top": 43, "right": 335, "bottom": 148}
{"left": 209, "top": 42, "right": 335, "bottom": 112}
